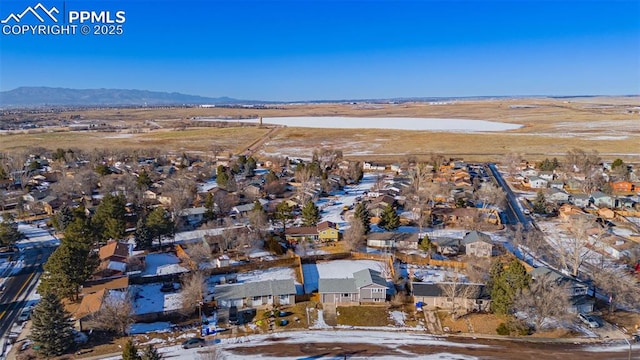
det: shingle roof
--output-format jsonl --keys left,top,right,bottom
{"left": 98, "top": 242, "right": 130, "bottom": 260}
{"left": 318, "top": 278, "right": 356, "bottom": 293}
{"left": 412, "top": 282, "right": 487, "bottom": 299}
{"left": 353, "top": 269, "right": 387, "bottom": 289}
{"left": 461, "top": 231, "right": 492, "bottom": 245}
{"left": 81, "top": 276, "right": 129, "bottom": 295}
{"left": 214, "top": 279, "right": 296, "bottom": 301}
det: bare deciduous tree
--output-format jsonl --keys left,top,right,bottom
{"left": 187, "top": 241, "right": 213, "bottom": 269}
{"left": 554, "top": 217, "right": 602, "bottom": 277}
{"left": 180, "top": 271, "right": 207, "bottom": 315}
{"left": 473, "top": 183, "right": 506, "bottom": 210}
{"left": 502, "top": 153, "right": 523, "bottom": 176}
{"left": 343, "top": 218, "right": 365, "bottom": 252}
{"left": 90, "top": 293, "right": 134, "bottom": 336}
{"left": 590, "top": 266, "right": 640, "bottom": 313}
{"left": 512, "top": 274, "right": 571, "bottom": 330}
{"left": 438, "top": 277, "right": 478, "bottom": 320}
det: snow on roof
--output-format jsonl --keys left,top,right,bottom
{"left": 143, "top": 253, "right": 188, "bottom": 276}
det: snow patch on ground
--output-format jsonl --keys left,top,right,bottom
{"left": 132, "top": 283, "right": 183, "bottom": 315}
{"left": 389, "top": 311, "right": 406, "bottom": 326}
{"left": 15, "top": 223, "right": 60, "bottom": 249}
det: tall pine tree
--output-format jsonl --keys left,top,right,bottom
{"left": 489, "top": 259, "right": 531, "bottom": 315}
{"left": 379, "top": 204, "right": 400, "bottom": 231}
{"left": 353, "top": 203, "right": 371, "bottom": 234}
{"left": 30, "top": 292, "right": 75, "bottom": 357}
{"left": 301, "top": 201, "right": 320, "bottom": 226}
{"left": 134, "top": 216, "right": 153, "bottom": 250}
{"left": 92, "top": 193, "right": 127, "bottom": 241}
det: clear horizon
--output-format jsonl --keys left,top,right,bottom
{"left": 1, "top": 0, "right": 639, "bottom": 101}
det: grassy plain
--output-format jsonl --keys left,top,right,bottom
{"left": 1, "top": 97, "right": 638, "bottom": 161}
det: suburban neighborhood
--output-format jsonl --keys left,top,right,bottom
{"left": 1, "top": 145, "right": 639, "bottom": 359}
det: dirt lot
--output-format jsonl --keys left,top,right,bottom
{"left": 1, "top": 97, "right": 638, "bottom": 161}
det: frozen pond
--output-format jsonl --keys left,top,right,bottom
{"left": 197, "top": 116, "right": 522, "bottom": 132}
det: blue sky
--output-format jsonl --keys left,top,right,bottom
{"left": 0, "top": 0, "right": 638, "bottom": 100}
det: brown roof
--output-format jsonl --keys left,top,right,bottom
{"left": 74, "top": 289, "right": 107, "bottom": 319}
{"left": 99, "top": 241, "right": 130, "bottom": 261}
{"left": 285, "top": 226, "right": 317, "bottom": 236}
{"left": 81, "top": 276, "right": 129, "bottom": 295}
{"left": 317, "top": 221, "right": 337, "bottom": 231}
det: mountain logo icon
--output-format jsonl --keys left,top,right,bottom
{"left": 1, "top": 3, "right": 59, "bottom": 24}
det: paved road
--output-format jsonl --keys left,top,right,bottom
{"left": 0, "top": 247, "right": 53, "bottom": 347}
{"left": 486, "top": 163, "right": 530, "bottom": 230}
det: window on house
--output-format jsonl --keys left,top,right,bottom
{"left": 372, "top": 288, "right": 384, "bottom": 293}
{"left": 343, "top": 293, "right": 350, "bottom": 297}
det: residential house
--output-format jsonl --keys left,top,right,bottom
{"left": 96, "top": 241, "right": 132, "bottom": 278}
{"left": 520, "top": 168, "right": 538, "bottom": 177}
{"left": 285, "top": 226, "right": 318, "bottom": 243}
{"left": 366, "top": 232, "right": 419, "bottom": 250}
{"left": 538, "top": 171, "right": 555, "bottom": 181}
{"left": 570, "top": 194, "right": 591, "bottom": 208}
{"left": 412, "top": 282, "right": 491, "bottom": 312}
{"left": 81, "top": 276, "right": 129, "bottom": 296}
{"left": 214, "top": 279, "right": 297, "bottom": 308}
{"left": 319, "top": 269, "right": 388, "bottom": 304}
{"left": 549, "top": 181, "right": 565, "bottom": 190}
{"left": 527, "top": 176, "right": 548, "bottom": 189}
{"left": 232, "top": 199, "right": 269, "bottom": 216}
{"left": 530, "top": 267, "right": 593, "bottom": 313}
{"left": 178, "top": 207, "right": 207, "bottom": 226}
{"left": 591, "top": 191, "right": 617, "bottom": 208}
{"left": 317, "top": 221, "right": 340, "bottom": 242}
{"left": 546, "top": 188, "right": 571, "bottom": 203}
{"left": 74, "top": 289, "right": 128, "bottom": 331}
{"left": 461, "top": 231, "right": 493, "bottom": 258}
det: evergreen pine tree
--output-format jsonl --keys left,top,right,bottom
{"left": 301, "top": 201, "right": 321, "bottom": 226}
{"left": 532, "top": 190, "right": 547, "bottom": 214}
{"left": 92, "top": 193, "right": 127, "bottom": 241}
{"left": 122, "top": 339, "right": 142, "bottom": 360}
{"left": 146, "top": 207, "right": 174, "bottom": 247}
{"left": 275, "top": 201, "right": 293, "bottom": 234}
{"left": 0, "top": 213, "right": 23, "bottom": 247}
{"left": 52, "top": 203, "right": 75, "bottom": 232}
{"left": 353, "top": 203, "right": 371, "bottom": 234}
{"left": 489, "top": 259, "right": 531, "bottom": 315}
{"left": 134, "top": 217, "right": 153, "bottom": 250}
{"left": 216, "top": 165, "right": 229, "bottom": 188}
{"left": 379, "top": 204, "right": 400, "bottom": 231}
{"left": 39, "top": 243, "right": 97, "bottom": 300}
{"left": 141, "top": 344, "right": 163, "bottom": 360}
{"left": 30, "top": 292, "right": 75, "bottom": 357}
{"left": 204, "top": 192, "right": 216, "bottom": 221}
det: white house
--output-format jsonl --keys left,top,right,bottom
{"left": 527, "top": 176, "right": 548, "bottom": 189}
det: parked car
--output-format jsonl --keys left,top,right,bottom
{"left": 181, "top": 337, "right": 205, "bottom": 349}
{"left": 228, "top": 305, "right": 239, "bottom": 325}
{"left": 578, "top": 313, "right": 599, "bottom": 328}
{"left": 18, "top": 307, "right": 32, "bottom": 322}
{"left": 160, "top": 282, "right": 176, "bottom": 292}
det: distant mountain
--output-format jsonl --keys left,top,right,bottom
{"left": 0, "top": 87, "right": 250, "bottom": 107}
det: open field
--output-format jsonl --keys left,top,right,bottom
{"left": 1, "top": 97, "right": 638, "bottom": 161}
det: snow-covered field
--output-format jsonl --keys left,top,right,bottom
{"left": 302, "top": 259, "right": 389, "bottom": 293}
{"left": 260, "top": 117, "right": 522, "bottom": 132}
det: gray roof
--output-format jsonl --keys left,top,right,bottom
{"left": 353, "top": 269, "right": 387, "bottom": 289}
{"left": 319, "top": 269, "right": 387, "bottom": 294}
{"left": 214, "top": 279, "right": 296, "bottom": 301}
{"left": 412, "top": 282, "right": 487, "bottom": 299}
{"left": 367, "top": 232, "right": 419, "bottom": 243}
{"left": 461, "top": 231, "right": 492, "bottom": 245}
{"left": 318, "top": 278, "right": 356, "bottom": 293}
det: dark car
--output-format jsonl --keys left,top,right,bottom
{"left": 181, "top": 337, "right": 205, "bottom": 349}
{"left": 160, "top": 282, "right": 176, "bottom": 292}
{"left": 228, "top": 305, "right": 238, "bottom": 325}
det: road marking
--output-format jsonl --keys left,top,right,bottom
{"left": 0, "top": 271, "right": 37, "bottom": 321}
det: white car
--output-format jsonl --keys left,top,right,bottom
{"left": 18, "top": 307, "right": 32, "bottom": 322}
{"left": 578, "top": 313, "right": 599, "bottom": 328}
